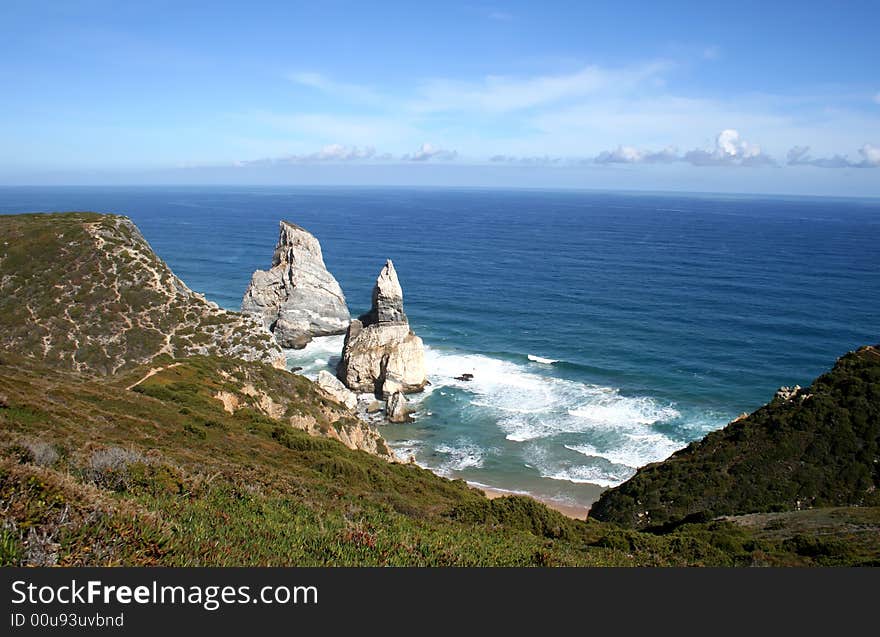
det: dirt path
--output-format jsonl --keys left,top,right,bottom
{"left": 126, "top": 362, "right": 182, "bottom": 391}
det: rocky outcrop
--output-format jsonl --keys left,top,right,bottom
{"left": 337, "top": 260, "right": 426, "bottom": 397}
{"left": 590, "top": 345, "right": 880, "bottom": 530}
{"left": 0, "top": 213, "right": 284, "bottom": 374}
{"left": 315, "top": 370, "right": 358, "bottom": 410}
{"left": 150, "top": 357, "right": 395, "bottom": 461}
{"left": 386, "top": 391, "right": 411, "bottom": 423}
{"left": 241, "top": 221, "right": 350, "bottom": 349}
{"left": 774, "top": 385, "right": 801, "bottom": 401}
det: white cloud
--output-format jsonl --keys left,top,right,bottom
{"left": 238, "top": 144, "right": 383, "bottom": 166}
{"left": 683, "top": 129, "right": 773, "bottom": 166}
{"left": 594, "top": 145, "right": 678, "bottom": 164}
{"left": 861, "top": 143, "right": 880, "bottom": 165}
{"left": 594, "top": 130, "right": 773, "bottom": 166}
{"left": 287, "top": 72, "right": 385, "bottom": 105}
{"left": 263, "top": 63, "right": 878, "bottom": 166}
{"left": 312, "top": 144, "right": 376, "bottom": 161}
{"left": 236, "top": 142, "right": 459, "bottom": 165}
{"left": 410, "top": 62, "right": 669, "bottom": 114}
{"left": 401, "top": 143, "right": 458, "bottom": 161}
{"left": 786, "top": 145, "right": 849, "bottom": 168}
{"left": 787, "top": 143, "right": 880, "bottom": 168}
{"left": 489, "top": 154, "right": 565, "bottom": 164}
{"left": 874, "top": 93, "right": 880, "bottom": 105}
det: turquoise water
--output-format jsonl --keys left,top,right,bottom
{"left": 2, "top": 186, "right": 878, "bottom": 508}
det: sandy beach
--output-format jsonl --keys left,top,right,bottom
{"left": 475, "top": 484, "right": 592, "bottom": 521}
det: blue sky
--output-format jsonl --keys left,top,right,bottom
{"left": 2, "top": 0, "right": 879, "bottom": 195}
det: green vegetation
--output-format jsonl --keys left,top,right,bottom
{"left": 3, "top": 352, "right": 877, "bottom": 566}
{"left": 0, "top": 212, "right": 280, "bottom": 374}
{"left": 590, "top": 346, "right": 880, "bottom": 530}
{"left": 1, "top": 211, "right": 877, "bottom": 566}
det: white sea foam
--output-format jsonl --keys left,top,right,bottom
{"left": 433, "top": 439, "right": 487, "bottom": 474}
{"left": 527, "top": 354, "right": 559, "bottom": 364}
{"left": 388, "top": 439, "right": 424, "bottom": 463}
{"left": 286, "top": 338, "right": 697, "bottom": 490}
{"left": 284, "top": 334, "right": 345, "bottom": 379}
{"left": 565, "top": 431, "right": 681, "bottom": 469}
{"left": 423, "top": 346, "right": 681, "bottom": 443}
{"left": 466, "top": 480, "right": 531, "bottom": 496}
{"left": 525, "top": 445, "right": 635, "bottom": 488}
{"left": 568, "top": 397, "right": 680, "bottom": 429}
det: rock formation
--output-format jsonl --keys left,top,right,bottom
{"left": 774, "top": 385, "right": 801, "bottom": 401}
{"left": 337, "top": 260, "right": 426, "bottom": 397}
{"left": 315, "top": 370, "right": 358, "bottom": 410}
{"left": 386, "top": 390, "right": 411, "bottom": 423}
{"left": 241, "top": 221, "right": 350, "bottom": 349}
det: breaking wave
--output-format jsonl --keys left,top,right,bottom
{"left": 285, "top": 338, "right": 711, "bottom": 490}
{"left": 433, "top": 439, "right": 488, "bottom": 475}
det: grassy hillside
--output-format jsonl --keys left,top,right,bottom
{"left": 1, "top": 211, "right": 877, "bottom": 567}
{"left": 0, "top": 213, "right": 282, "bottom": 374}
{"left": 590, "top": 346, "right": 880, "bottom": 530}
{"left": 3, "top": 352, "right": 877, "bottom": 566}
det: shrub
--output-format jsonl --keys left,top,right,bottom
{"left": 87, "top": 447, "right": 147, "bottom": 492}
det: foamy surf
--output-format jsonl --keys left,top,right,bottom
{"left": 422, "top": 346, "right": 681, "bottom": 440}
{"left": 564, "top": 431, "right": 682, "bottom": 470}
{"left": 433, "top": 439, "right": 489, "bottom": 474}
{"left": 414, "top": 345, "right": 699, "bottom": 486}
{"left": 284, "top": 334, "right": 346, "bottom": 379}
{"left": 527, "top": 354, "right": 559, "bottom": 364}
{"left": 286, "top": 339, "right": 717, "bottom": 491}
{"left": 524, "top": 444, "right": 635, "bottom": 488}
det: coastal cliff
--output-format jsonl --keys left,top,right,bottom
{"left": 241, "top": 220, "right": 350, "bottom": 349}
{"left": 337, "top": 259, "right": 426, "bottom": 397}
{"left": 0, "top": 213, "right": 284, "bottom": 374}
{"left": 0, "top": 212, "right": 390, "bottom": 458}
{"left": 590, "top": 345, "right": 880, "bottom": 530}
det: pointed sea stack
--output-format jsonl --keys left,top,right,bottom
{"left": 337, "top": 260, "right": 427, "bottom": 397}
{"left": 241, "top": 221, "right": 350, "bottom": 349}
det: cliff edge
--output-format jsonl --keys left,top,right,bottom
{"left": 0, "top": 212, "right": 284, "bottom": 374}
{"left": 590, "top": 345, "right": 880, "bottom": 529}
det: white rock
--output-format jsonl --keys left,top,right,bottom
{"left": 315, "top": 370, "right": 358, "bottom": 410}
{"left": 241, "top": 221, "right": 350, "bottom": 349}
{"left": 337, "top": 259, "right": 427, "bottom": 397}
{"left": 386, "top": 391, "right": 410, "bottom": 423}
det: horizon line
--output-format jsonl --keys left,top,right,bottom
{"left": 0, "top": 183, "right": 878, "bottom": 202}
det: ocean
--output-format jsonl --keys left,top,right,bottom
{"left": 2, "top": 186, "right": 878, "bottom": 510}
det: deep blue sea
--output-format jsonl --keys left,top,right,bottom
{"left": 2, "top": 186, "right": 878, "bottom": 509}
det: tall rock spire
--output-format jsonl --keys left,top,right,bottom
{"left": 364, "top": 259, "right": 406, "bottom": 325}
{"left": 337, "top": 259, "right": 426, "bottom": 397}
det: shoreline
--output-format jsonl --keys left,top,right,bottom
{"left": 474, "top": 483, "right": 592, "bottom": 521}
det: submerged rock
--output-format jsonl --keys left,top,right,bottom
{"left": 386, "top": 391, "right": 411, "bottom": 423}
{"left": 241, "top": 220, "right": 350, "bottom": 349}
{"left": 455, "top": 373, "right": 474, "bottom": 381}
{"left": 315, "top": 370, "right": 358, "bottom": 410}
{"left": 337, "top": 260, "right": 427, "bottom": 397}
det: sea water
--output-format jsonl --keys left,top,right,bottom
{"left": 2, "top": 186, "right": 878, "bottom": 508}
